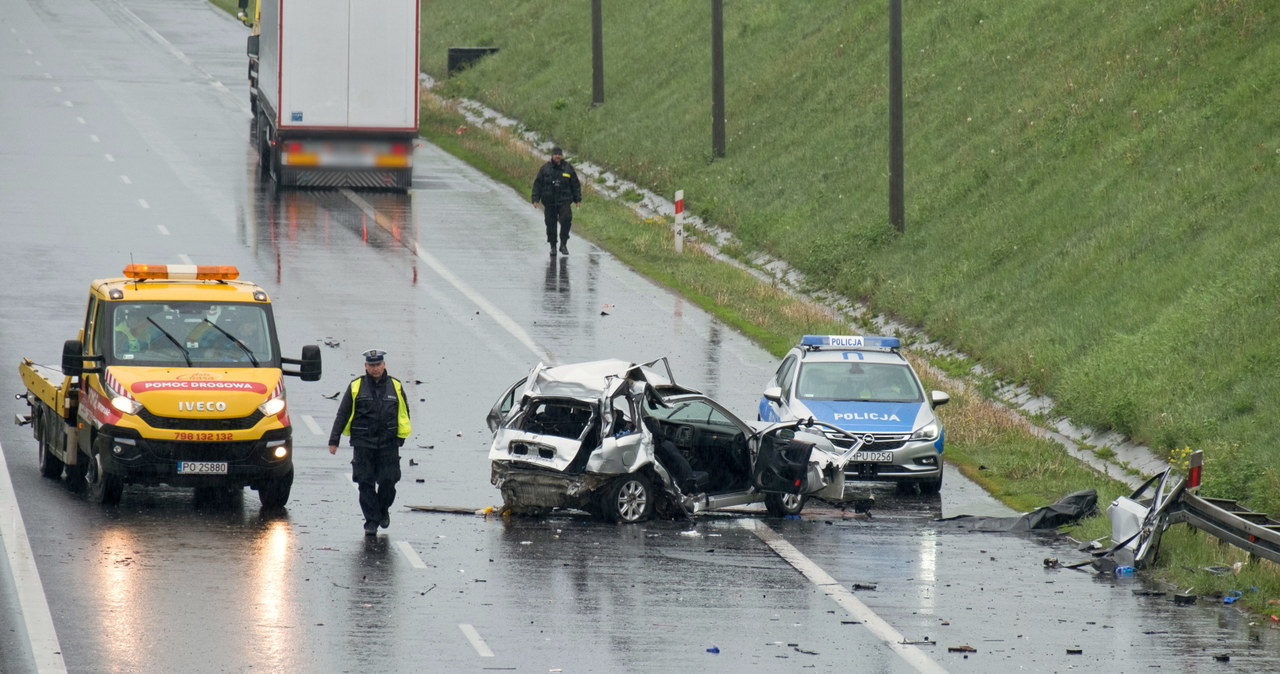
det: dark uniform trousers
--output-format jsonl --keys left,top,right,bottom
{"left": 352, "top": 443, "right": 401, "bottom": 524}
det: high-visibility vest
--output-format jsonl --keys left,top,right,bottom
{"left": 341, "top": 376, "right": 412, "bottom": 438}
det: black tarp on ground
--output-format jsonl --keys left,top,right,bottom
{"left": 937, "top": 489, "right": 1098, "bottom": 532}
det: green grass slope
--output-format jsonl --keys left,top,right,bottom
{"left": 422, "top": 1, "right": 1279, "bottom": 510}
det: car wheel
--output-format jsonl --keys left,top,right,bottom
{"left": 764, "top": 492, "right": 807, "bottom": 517}
{"left": 258, "top": 468, "right": 293, "bottom": 509}
{"left": 601, "top": 474, "right": 654, "bottom": 523}
{"left": 85, "top": 451, "right": 123, "bottom": 506}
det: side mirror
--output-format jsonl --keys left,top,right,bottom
{"left": 762, "top": 386, "right": 783, "bottom": 403}
{"left": 61, "top": 340, "right": 84, "bottom": 377}
{"left": 931, "top": 390, "right": 950, "bottom": 408}
{"left": 282, "top": 345, "right": 322, "bottom": 381}
{"left": 299, "top": 345, "right": 322, "bottom": 382}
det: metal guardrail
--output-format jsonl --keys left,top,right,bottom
{"left": 1172, "top": 493, "right": 1280, "bottom": 566}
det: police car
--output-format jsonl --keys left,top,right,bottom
{"left": 758, "top": 335, "right": 949, "bottom": 493}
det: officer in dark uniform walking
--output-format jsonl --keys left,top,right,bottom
{"left": 531, "top": 146, "right": 582, "bottom": 256}
{"left": 328, "top": 349, "right": 412, "bottom": 536}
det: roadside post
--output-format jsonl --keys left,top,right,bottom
{"left": 674, "top": 190, "right": 685, "bottom": 253}
{"left": 1187, "top": 450, "right": 1203, "bottom": 494}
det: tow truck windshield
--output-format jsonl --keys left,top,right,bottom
{"left": 107, "top": 302, "right": 276, "bottom": 367}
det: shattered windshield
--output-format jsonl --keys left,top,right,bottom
{"left": 108, "top": 301, "right": 277, "bottom": 367}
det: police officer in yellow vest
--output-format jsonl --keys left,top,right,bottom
{"left": 328, "top": 349, "right": 412, "bottom": 536}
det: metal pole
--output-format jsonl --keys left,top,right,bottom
{"left": 591, "top": 0, "right": 604, "bottom": 106}
{"left": 888, "top": 0, "right": 904, "bottom": 232}
{"left": 711, "top": 0, "right": 725, "bottom": 158}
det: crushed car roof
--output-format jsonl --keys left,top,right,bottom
{"left": 523, "top": 358, "right": 698, "bottom": 401}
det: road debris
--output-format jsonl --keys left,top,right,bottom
{"left": 947, "top": 645, "right": 977, "bottom": 653}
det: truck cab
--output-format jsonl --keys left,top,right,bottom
{"left": 18, "top": 264, "right": 321, "bottom": 507}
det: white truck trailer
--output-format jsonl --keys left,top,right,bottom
{"left": 250, "top": 0, "right": 419, "bottom": 190}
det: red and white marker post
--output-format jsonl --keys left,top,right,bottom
{"left": 674, "top": 190, "right": 685, "bottom": 253}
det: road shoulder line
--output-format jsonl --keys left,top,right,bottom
{"left": 0, "top": 440, "right": 67, "bottom": 673}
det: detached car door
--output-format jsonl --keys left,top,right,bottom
{"left": 750, "top": 424, "right": 847, "bottom": 495}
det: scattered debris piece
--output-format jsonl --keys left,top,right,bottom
{"left": 705, "top": 646, "right": 719, "bottom": 654}
{"left": 1043, "top": 557, "right": 1060, "bottom": 568}
{"left": 1066, "top": 648, "right": 1083, "bottom": 655}
{"left": 404, "top": 504, "right": 482, "bottom": 514}
{"left": 948, "top": 645, "right": 977, "bottom": 653}
{"left": 1132, "top": 590, "right": 1165, "bottom": 597}
{"left": 840, "top": 620, "right": 862, "bottom": 625}
{"left": 793, "top": 646, "right": 818, "bottom": 655}
{"left": 1173, "top": 593, "right": 1197, "bottom": 606}
{"left": 415, "top": 478, "right": 425, "bottom": 483}
{"left": 409, "top": 458, "right": 419, "bottom": 466}
{"left": 323, "top": 338, "right": 341, "bottom": 347}
{"left": 1203, "top": 565, "right": 1232, "bottom": 576}
{"left": 1223, "top": 590, "right": 1243, "bottom": 604}
{"left": 322, "top": 391, "right": 340, "bottom": 400}
{"left": 1213, "top": 654, "right": 1231, "bottom": 662}
{"left": 851, "top": 583, "right": 877, "bottom": 591}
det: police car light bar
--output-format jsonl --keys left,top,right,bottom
{"left": 800, "top": 334, "right": 901, "bottom": 350}
{"left": 123, "top": 264, "right": 240, "bottom": 281}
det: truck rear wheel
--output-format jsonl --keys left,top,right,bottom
{"left": 34, "top": 408, "right": 64, "bottom": 479}
{"left": 258, "top": 468, "right": 293, "bottom": 509}
{"left": 85, "top": 451, "right": 123, "bottom": 506}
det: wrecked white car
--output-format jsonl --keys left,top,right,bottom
{"left": 485, "top": 358, "right": 866, "bottom": 523}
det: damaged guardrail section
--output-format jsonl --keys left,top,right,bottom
{"left": 1105, "top": 450, "right": 1280, "bottom": 569}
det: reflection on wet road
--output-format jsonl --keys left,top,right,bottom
{"left": 4, "top": 0, "right": 1280, "bottom": 671}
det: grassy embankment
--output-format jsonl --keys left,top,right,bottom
{"left": 209, "top": 0, "right": 1280, "bottom": 607}
{"left": 416, "top": 0, "right": 1280, "bottom": 605}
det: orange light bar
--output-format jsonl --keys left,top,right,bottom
{"left": 122, "top": 264, "right": 239, "bottom": 280}
{"left": 374, "top": 155, "right": 411, "bottom": 168}
{"left": 283, "top": 152, "right": 320, "bottom": 167}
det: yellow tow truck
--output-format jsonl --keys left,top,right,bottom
{"left": 16, "top": 264, "right": 321, "bottom": 507}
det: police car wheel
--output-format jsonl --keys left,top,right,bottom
{"left": 764, "top": 492, "right": 807, "bottom": 517}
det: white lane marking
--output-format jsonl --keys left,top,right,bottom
{"left": 177, "top": 253, "right": 193, "bottom": 265}
{"left": 61, "top": 100, "right": 71, "bottom": 107}
{"left": 52, "top": 85, "right": 61, "bottom": 93}
{"left": 338, "top": 189, "right": 553, "bottom": 364}
{"left": 119, "top": 175, "right": 131, "bottom": 185}
{"left": 156, "top": 225, "right": 169, "bottom": 235}
{"left": 75, "top": 116, "right": 85, "bottom": 125}
{"left": 105, "top": 0, "right": 246, "bottom": 114}
{"left": 394, "top": 541, "right": 428, "bottom": 569}
{"left": 104, "top": 154, "right": 115, "bottom": 163}
{"left": 458, "top": 624, "right": 495, "bottom": 657}
{"left": 301, "top": 414, "right": 324, "bottom": 436}
{"left": 139, "top": 200, "right": 150, "bottom": 210}
{"left": 43, "top": 73, "right": 52, "bottom": 79}
{"left": 89, "top": 134, "right": 99, "bottom": 143}
{"left": 741, "top": 519, "right": 946, "bottom": 674}
{"left": 0, "top": 441, "right": 68, "bottom": 673}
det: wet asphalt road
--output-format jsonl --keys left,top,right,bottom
{"left": 3, "top": 0, "right": 1280, "bottom": 672}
